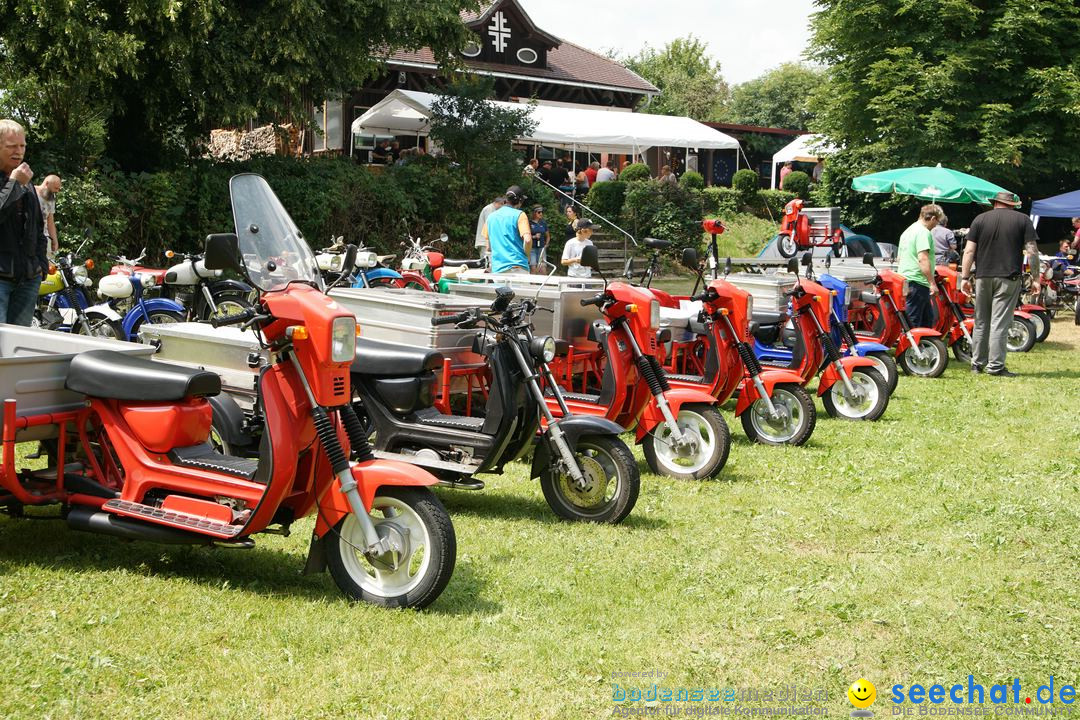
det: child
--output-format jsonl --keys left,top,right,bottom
{"left": 562, "top": 218, "right": 596, "bottom": 278}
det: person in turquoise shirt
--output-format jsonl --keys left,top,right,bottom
{"left": 897, "top": 204, "right": 942, "bottom": 328}
{"left": 483, "top": 185, "right": 532, "bottom": 274}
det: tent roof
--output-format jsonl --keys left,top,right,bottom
{"left": 352, "top": 89, "right": 741, "bottom": 154}
{"left": 1031, "top": 188, "right": 1080, "bottom": 218}
{"left": 772, "top": 134, "right": 834, "bottom": 164}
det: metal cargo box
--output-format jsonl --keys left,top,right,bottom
{"left": 819, "top": 262, "right": 879, "bottom": 304}
{"left": 445, "top": 282, "right": 601, "bottom": 343}
{"left": 330, "top": 288, "right": 492, "bottom": 366}
{"left": 456, "top": 269, "right": 605, "bottom": 290}
{"left": 0, "top": 324, "right": 156, "bottom": 441}
{"left": 724, "top": 272, "right": 799, "bottom": 312}
{"left": 139, "top": 323, "right": 265, "bottom": 409}
{"left": 803, "top": 207, "right": 841, "bottom": 231}
{"left": 659, "top": 301, "right": 702, "bottom": 344}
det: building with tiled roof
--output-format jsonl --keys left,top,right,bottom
{"left": 312, "top": 0, "right": 658, "bottom": 155}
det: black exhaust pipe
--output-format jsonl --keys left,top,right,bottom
{"left": 66, "top": 506, "right": 213, "bottom": 546}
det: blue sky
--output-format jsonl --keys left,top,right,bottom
{"left": 521, "top": 0, "right": 820, "bottom": 85}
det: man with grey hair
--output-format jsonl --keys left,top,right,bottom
{"left": 932, "top": 212, "right": 957, "bottom": 265}
{"left": 960, "top": 191, "right": 1038, "bottom": 377}
{"left": 897, "top": 203, "right": 942, "bottom": 328}
{"left": 0, "top": 119, "right": 48, "bottom": 326}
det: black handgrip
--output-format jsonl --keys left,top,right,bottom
{"left": 859, "top": 291, "right": 880, "bottom": 305}
{"left": 580, "top": 293, "right": 608, "bottom": 307}
{"left": 691, "top": 288, "right": 716, "bottom": 303}
{"left": 431, "top": 311, "right": 470, "bottom": 326}
{"left": 210, "top": 307, "right": 256, "bottom": 328}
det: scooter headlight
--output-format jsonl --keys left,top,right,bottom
{"left": 331, "top": 316, "right": 357, "bottom": 363}
{"left": 901, "top": 278, "right": 909, "bottom": 297}
{"left": 745, "top": 294, "right": 754, "bottom": 321}
{"left": 530, "top": 335, "right": 557, "bottom": 363}
{"left": 650, "top": 299, "right": 660, "bottom": 331}
{"left": 73, "top": 265, "right": 88, "bottom": 282}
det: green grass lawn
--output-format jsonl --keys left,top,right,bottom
{"left": 2, "top": 321, "right": 1079, "bottom": 719}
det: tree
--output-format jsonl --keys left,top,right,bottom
{"left": 725, "top": 63, "right": 826, "bottom": 130}
{"left": 428, "top": 76, "right": 536, "bottom": 177}
{"left": 808, "top": 0, "right": 1080, "bottom": 238}
{"left": 0, "top": 0, "right": 481, "bottom": 170}
{"left": 621, "top": 36, "right": 728, "bottom": 121}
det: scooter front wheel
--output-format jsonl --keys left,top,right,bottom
{"left": 325, "top": 486, "right": 456, "bottom": 609}
{"left": 1029, "top": 310, "right": 1051, "bottom": 343}
{"left": 865, "top": 351, "right": 899, "bottom": 394}
{"left": 1006, "top": 316, "right": 1036, "bottom": 353}
{"left": 642, "top": 404, "right": 730, "bottom": 480}
{"left": 897, "top": 336, "right": 948, "bottom": 378}
{"left": 821, "top": 367, "right": 889, "bottom": 421}
{"left": 741, "top": 383, "right": 816, "bottom": 446}
{"left": 540, "top": 435, "right": 639, "bottom": 524}
{"left": 77, "top": 311, "right": 125, "bottom": 340}
{"left": 777, "top": 234, "right": 797, "bottom": 259}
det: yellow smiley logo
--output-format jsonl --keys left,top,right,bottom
{"left": 848, "top": 679, "right": 877, "bottom": 709}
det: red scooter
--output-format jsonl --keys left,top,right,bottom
{"left": 852, "top": 255, "right": 950, "bottom": 377}
{"left": 776, "top": 199, "right": 846, "bottom": 259}
{"left": 547, "top": 246, "right": 731, "bottom": 480}
{"left": 3, "top": 174, "right": 456, "bottom": 609}
{"left": 931, "top": 264, "right": 977, "bottom": 363}
{"left": 659, "top": 249, "right": 817, "bottom": 446}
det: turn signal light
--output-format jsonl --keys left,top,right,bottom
{"left": 355, "top": 325, "right": 363, "bottom": 336}
{"left": 165, "top": 250, "right": 175, "bottom": 258}
{"left": 84, "top": 259, "right": 94, "bottom": 270}
{"left": 291, "top": 326, "right": 309, "bottom": 340}
{"left": 48, "top": 263, "right": 56, "bottom": 274}
{"left": 719, "top": 308, "right": 730, "bottom": 316}
{"left": 625, "top": 303, "right": 638, "bottom": 313}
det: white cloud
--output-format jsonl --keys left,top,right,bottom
{"left": 520, "top": 0, "right": 819, "bottom": 85}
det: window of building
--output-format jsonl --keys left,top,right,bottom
{"left": 516, "top": 47, "right": 538, "bottom": 64}
{"left": 312, "top": 99, "right": 343, "bottom": 152}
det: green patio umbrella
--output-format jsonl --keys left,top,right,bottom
{"left": 851, "top": 164, "right": 1017, "bottom": 205}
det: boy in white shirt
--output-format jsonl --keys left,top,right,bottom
{"left": 562, "top": 218, "right": 596, "bottom": 278}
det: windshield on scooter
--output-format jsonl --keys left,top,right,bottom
{"left": 229, "top": 173, "right": 323, "bottom": 292}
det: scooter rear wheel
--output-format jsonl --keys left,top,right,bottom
{"left": 952, "top": 336, "right": 973, "bottom": 364}
{"left": 642, "top": 403, "right": 730, "bottom": 480}
{"left": 897, "top": 337, "right": 948, "bottom": 378}
{"left": 540, "top": 435, "right": 639, "bottom": 524}
{"left": 1006, "top": 316, "right": 1036, "bottom": 353}
{"left": 325, "top": 486, "right": 456, "bottom": 609}
{"left": 821, "top": 367, "right": 889, "bottom": 421}
{"left": 740, "top": 383, "right": 816, "bottom": 446}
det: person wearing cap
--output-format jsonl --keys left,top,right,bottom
{"left": 528, "top": 204, "right": 549, "bottom": 272}
{"left": 562, "top": 218, "right": 596, "bottom": 278}
{"left": 483, "top": 185, "right": 532, "bottom": 274}
{"left": 960, "top": 190, "right": 1039, "bottom": 377}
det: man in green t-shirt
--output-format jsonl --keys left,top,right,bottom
{"left": 897, "top": 204, "right": 942, "bottom": 327}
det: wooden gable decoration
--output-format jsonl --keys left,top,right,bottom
{"left": 462, "top": 0, "right": 560, "bottom": 69}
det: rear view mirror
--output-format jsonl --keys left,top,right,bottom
{"left": 581, "top": 244, "right": 600, "bottom": 271}
{"left": 681, "top": 247, "right": 699, "bottom": 269}
{"left": 342, "top": 244, "right": 358, "bottom": 272}
{"left": 862, "top": 252, "right": 875, "bottom": 267}
{"left": 204, "top": 233, "right": 242, "bottom": 272}
{"left": 801, "top": 252, "right": 813, "bottom": 267}
{"left": 786, "top": 258, "right": 799, "bottom": 274}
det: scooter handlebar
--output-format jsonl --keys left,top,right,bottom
{"left": 431, "top": 311, "right": 471, "bottom": 326}
{"left": 580, "top": 293, "right": 608, "bottom": 308}
{"left": 210, "top": 307, "right": 257, "bottom": 328}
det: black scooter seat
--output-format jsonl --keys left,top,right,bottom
{"left": 441, "top": 258, "right": 485, "bottom": 269}
{"left": 353, "top": 338, "right": 444, "bottom": 377}
{"left": 644, "top": 238, "right": 671, "bottom": 250}
{"left": 66, "top": 350, "right": 220, "bottom": 401}
{"left": 752, "top": 310, "right": 785, "bottom": 326}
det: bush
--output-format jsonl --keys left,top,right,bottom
{"left": 781, "top": 170, "right": 810, "bottom": 199}
{"left": 756, "top": 189, "right": 798, "bottom": 219}
{"left": 679, "top": 170, "right": 704, "bottom": 190}
{"left": 621, "top": 180, "right": 704, "bottom": 256}
{"left": 619, "top": 163, "right": 651, "bottom": 182}
{"left": 732, "top": 168, "right": 761, "bottom": 205}
{"left": 584, "top": 181, "right": 627, "bottom": 225}
{"left": 703, "top": 187, "right": 741, "bottom": 216}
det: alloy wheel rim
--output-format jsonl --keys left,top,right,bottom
{"left": 751, "top": 390, "right": 801, "bottom": 443}
{"left": 555, "top": 442, "right": 619, "bottom": 515}
{"left": 832, "top": 373, "right": 877, "bottom": 417}
{"left": 339, "top": 497, "right": 431, "bottom": 597}
{"left": 906, "top": 342, "right": 940, "bottom": 373}
{"left": 653, "top": 410, "right": 716, "bottom": 474}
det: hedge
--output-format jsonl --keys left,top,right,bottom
{"left": 618, "top": 163, "right": 651, "bottom": 182}
{"left": 781, "top": 170, "right": 810, "bottom": 199}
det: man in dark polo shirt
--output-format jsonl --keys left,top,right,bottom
{"left": 960, "top": 190, "right": 1038, "bottom": 377}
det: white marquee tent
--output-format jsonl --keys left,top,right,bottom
{"left": 770, "top": 133, "right": 835, "bottom": 189}
{"left": 352, "top": 89, "right": 741, "bottom": 159}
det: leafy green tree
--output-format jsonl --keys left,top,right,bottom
{"left": 621, "top": 36, "right": 729, "bottom": 121}
{"left": 0, "top": 0, "right": 480, "bottom": 170}
{"left": 808, "top": 0, "right": 1080, "bottom": 237}
{"left": 725, "top": 63, "right": 826, "bottom": 130}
